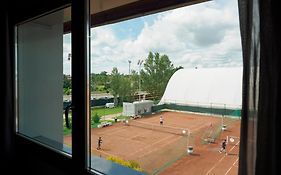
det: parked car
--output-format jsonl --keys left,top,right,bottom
{"left": 105, "top": 103, "right": 115, "bottom": 108}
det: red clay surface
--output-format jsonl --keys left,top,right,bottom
{"left": 64, "top": 111, "right": 240, "bottom": 175}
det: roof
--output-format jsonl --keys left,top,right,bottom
{"left": 160, "top": 67, "right": 243, "bottom": 108}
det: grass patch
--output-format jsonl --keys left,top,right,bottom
{"left": 106, "top": 156, "right": 143, "bottom": 172}
{"left": 64, "top": 127, "right": 72, "bottom": 135}
{"left": 91, "top": 122, "right": 100, "bottom": 128}
{"left": 116, "top": 115, "right": 129, "bottom": 120}
{"left": 64, "top": 106, "right": 122, "bottom": 118}
{"left": 63, "top": 107, "right": 123, "bottom": 135}
{"left": 91, "top": 106, "right": 122, "bottom": 116}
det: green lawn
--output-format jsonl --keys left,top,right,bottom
{"left": 64, "top": 127, "right": 71, "bottom": 135}
{"left": 91, "top": 106, "right": 123, "bottom": 116}
{"left": 116, "top": 115, "right": 129, "bottom": 120}
{"left": 63, "top": 106, "right": 123, "bottom": 118}
{"left": 63, "top": 106, "right": 123, "bottom": 136}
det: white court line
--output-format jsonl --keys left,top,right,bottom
{"left": 138, "top": 136, "right": 182, "bottom": 159}
{"left": 225, "top": 157, "right": 239, "bottom": 175}
{"left": 126, "top": 134, "right": 175, "bottom": 158}
{"left": 233, "top": 157, "right": 239, "bottom": 166}
{"left": 192, "top": 123, "right": 213, "bottom": 132}
{"left": 233, "top": 158, "right": 239, "bottom": 168}
{"left": 205, "top": 155, "right": 226, "bottom": 175}
{"left": 96, "top": 125, "right": 127, "bottom": 136}
{"left": 229, "top": 141, "right": 240, "bottom": 152}
{"left": 205, "top": 141, "right": 240, "bottom": 175}
{"left": 127, "top": 129, "right": 153, "bottom": 140}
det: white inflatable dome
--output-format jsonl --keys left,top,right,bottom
{"left": 159, "top": 67, "right": 243, "bottom": 109}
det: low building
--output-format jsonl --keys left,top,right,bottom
{"left": 123, "top": 100, "right": 154, "bottom": 116}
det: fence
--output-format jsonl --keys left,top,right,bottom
{"left": 151, "top": 102, "right": 241, "bottom": 118}
{"left": 63, "top": 97, "right": 115, "bottom": 110}
{"left": 136, "top": 135, "right": 188, "bottom": 175}
{"left": 128, "top": 120, "right": 188, "bottom": 136}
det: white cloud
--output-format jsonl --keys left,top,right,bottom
{"left": 63, "top": 0, "right": 242, "bottom": 74}
{"left": 63, "top": 33, "right": 71, "bottom": 75}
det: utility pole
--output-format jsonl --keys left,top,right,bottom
{"left": 137, "top": 59, "right": 143, "bottom": 101}
{"left": 68, "top": 53, "right": 72, "bottom": 60}
{"left": 128, "top": 60, "right": 131, "bottom": 75}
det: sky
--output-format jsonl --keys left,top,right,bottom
{"left": 63, "top": 0, "right": 242, "bottom": 75}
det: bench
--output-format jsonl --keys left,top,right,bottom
{"left": 131, "top": 115, "right": 141, "bottom": 119}
{"left": 97, "top": 121, "right": 113, "bottom": 128}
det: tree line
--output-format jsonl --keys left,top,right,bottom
{"left": 63, "top": 52, "right": 183, "bottom": 105}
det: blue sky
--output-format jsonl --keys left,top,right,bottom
{"left": 110, "top": 15, "right": 155, "bottom": 40}
{"left": 63, "top": 0, "right": 242, "bottom": 75}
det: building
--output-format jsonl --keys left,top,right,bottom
{"left": 123, "top": 100, "right": 154, "bottom": 116}
{"left": 1, "top": 0, "right": 279, "bottom": 175}
{"left": 160, "top": 67, "right": 242, "bottom": 113}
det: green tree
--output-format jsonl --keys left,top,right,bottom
{"left": 110, "top": 67, "right": 121, "bottom": 106}
{"left": 119, "top": 76, "right": 134, "bottom": 103}
{"left": 99, "top": 71, "right": 109, "bottom": 85}
{"left": 109, "top": 68, "right": 136, "bottom": 105}
{"left": 90, "top": 71, "right": 109, "bottom": 93}
{"left": 63, "top": 74, "right": 72, "bottom": 95}
{"left": 140, "top": 52, "right": 183, "bottom": 100}
{"left": 64, "top": 87, "right": 71, "bottom": 95}
{"left": 130, "top": 70, "right": 139, "bottom": 93}
{"left": 92, "top": 113, "right": 100, "bottom": 123}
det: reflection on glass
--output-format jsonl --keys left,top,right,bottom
{"left": 16, "top": 7, "right": 72, "bottom": 154}
{"left": 89, "top": 0, "right": 242, "bottom": 174}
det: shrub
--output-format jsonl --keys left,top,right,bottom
{"left": 93, "top": 113, "right": 100, "bottom": 123}
{"left": 96, "top": 85, "right": 105, "bottom": 92}
{"left": 128, "top": 160, "right": 141, "bottom": 170}
{"left": 106, "top": 156, "right": 142, "bottom": 172}
{"left": 63, "top": 87, "right": 72, "bottom": 95}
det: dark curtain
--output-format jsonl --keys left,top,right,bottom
{"left": 256, "top": 0, "right": 280, "bottom": 174}
{"left": 238, "top": 0, "right": 280, "bottom": 174}
{"left": 0, "top": 6, "right": 15, "bottom": 169}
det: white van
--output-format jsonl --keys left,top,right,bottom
{"left": 105, "top": 103, "right": 115, "bottom": 108}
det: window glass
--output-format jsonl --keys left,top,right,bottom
{"left": 16, "top": 7, "right": 72, "bottom": 154}
{"left": 89, "top": 0, "right": 242, "bottom": 174}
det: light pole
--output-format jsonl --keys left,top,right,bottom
{"left": 67, "top": 53, "right": 72, "bottom": 101}
{"left": 128, "top": 60, "right": 131, "bottom": 75}
{"left": 137, "top": 59, "right": 143, "bottom": 101}
{"left": 68, "top": 53, "right": 71, "bottom": 60}
{"left": 222, "top": 104, "right": 227, "bottom": 131}
{"left": 67, "top": 53, "right": 72, "bottom": 77}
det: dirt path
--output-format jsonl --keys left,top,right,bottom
{"left": 100, "top": 113, "right": 122, "bottom": 121}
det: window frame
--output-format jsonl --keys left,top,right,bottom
{"left": 14, "top": 0, "right": 235, "bottom": 174}
{"left": 14, "top": 4, "right": 74, "bottom": 157}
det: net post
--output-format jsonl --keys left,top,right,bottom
{"left": 227, "top": 135, "right": 229, "bottom": 144}
{"left": 187, "top": 131, "right": 193, "bottom": 154}
{"left": 210, "top": 103, "right": 213, "bottom": 116}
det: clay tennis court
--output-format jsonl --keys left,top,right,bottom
{"left": 64, "top": 111, "right": 240, "bottom": 174}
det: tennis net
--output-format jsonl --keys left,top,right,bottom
{"left": 128, "top": 120, "right": 188, "bottom": 136}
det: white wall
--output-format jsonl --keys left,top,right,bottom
{"left": 18, "top": 11, "right": 64, "bottom": 145}
{"left": 133, "top": 101, "right": 154, "bottom": 114}
{"left": 123, "top": 102, "right": 135, "bottom": 116}
{"left": 123, "top": 100, "right": 154, "bottom": 116}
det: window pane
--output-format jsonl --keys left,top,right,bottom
{"left": 89, "top": 0, "right": 242, "bottom": 174}
{"left": 16, "top": 7, "right": 72, "bottom": 154}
